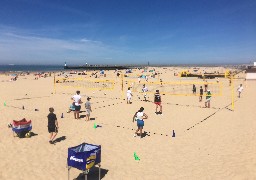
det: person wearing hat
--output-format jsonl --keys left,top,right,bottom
{"left": 205, "top": 89, "right": 212, "bottom": 108}
{"left": 154, "top": 89, "right": 162, "bottom": 114}
{"left": 85, "top": 97, "right": 92, "bottom": 121}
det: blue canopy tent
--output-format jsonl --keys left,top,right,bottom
{"left": 67, "top": 142, "right": 101, "bottom": 180}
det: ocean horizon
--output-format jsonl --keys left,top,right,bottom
{"left": 0, "top": 63, "right": 248, "bottom": 72}
{"left": 0, "top": 65, "right": 63, "bottom": 72}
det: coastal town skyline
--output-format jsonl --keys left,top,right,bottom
{"left": 0, "top": 0, "right": 255, "bottom": 65}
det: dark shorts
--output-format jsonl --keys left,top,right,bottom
{"left": 48, "top": 126, "right": 58, "bottom": 133}
{"left": 155, "top": 102, "right": 161, "bottom": 106}
{"left": 75, "top": 105, "right": 81, "bottom": 111}
{"left": 137, "top": 120, "right": 144, "bottom": 128}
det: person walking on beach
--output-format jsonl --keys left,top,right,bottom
{"left": 160, "top": 79, "right": 163, "bottom": 87}
{"left": 142, "top": 84, "right": 148, "bottom": 101}
{"left": 47, "top": 107, "right": 59, "bottom": 144}
{"left": 85, "top": 97, "right": 92, "bottom": 121}
{"left": 138, "top": 77, "right": 141, "bottom": 84}
{"left": 154, "top": 90, "right": 162, "bottom": 114}
{"left": 72, "top": 90, "right": 82, "bottom": 119}
{"left": 192, "top": 84, "right": 196, "bottom": 94}
{"left": 204, "top": 80, "right": 208, "bottom": 92}
{"left": 199, "top": 86, "right": 203, "bottom": 102}
{"left": 127, "top": 87, "right": 133, "bottom": 104}
{"left": 133, "top": 107, "right": 148, "bottom": 138}
{"left": 237, "top": 84, "right": 244, "bottom": 98}
{"left": 205, "top": 89, "right": 211, "bottom": 108}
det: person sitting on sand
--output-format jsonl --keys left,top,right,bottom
{"left": 47, "top": 107, "right": 59, "bottom": 144}
{"left": 133, "top": 107, "right": 148, "bottom": 138}
{"left": 72, "top": 90, "right": 83, "bottom": 119}
{"left": 205, "top": 89, "right": 211, "bottom": 108}
{"left": 154, "top": 90, "right": 162, "bottom": 114}
{"left": 85, "top": 97, "right": 92, "bottom": 121}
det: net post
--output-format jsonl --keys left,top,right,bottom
{"left": 53, "top": 73, "right": 56, "bottom": 94}
{"left": 231, "top": 76, "right": 235, "bottom": 111}
{"left": 98, "top": 163, "right": 101, "bottom": 180}
{"left": 121, "top": 74, "right": 124, "bottom": 99}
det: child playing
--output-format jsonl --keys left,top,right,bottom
{"left": 47, "top": 107, "right": 59, "bottom": 144}
{"left": 85, "top": 97, "right": 92, "bottom": 121}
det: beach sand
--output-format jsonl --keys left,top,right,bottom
{"left": 0, "top": 67, "right": 255, "bottom": 180}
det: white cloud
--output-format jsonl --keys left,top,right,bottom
{"left": 0, "top": 29, "right": 124, "bottom": 65}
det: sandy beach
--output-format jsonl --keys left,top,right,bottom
{"left": 0, "top": 66, "right": 255, "bottom": 180}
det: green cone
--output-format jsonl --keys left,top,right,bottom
{"left": 134, "top": 152, "right": 140, "bottom": 161}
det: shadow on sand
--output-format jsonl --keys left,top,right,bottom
{"left": 75, "top": 167, "right": 108, "bottom": 180}
{"left": 53, "top": 136, "right": 66, "bottom": 144}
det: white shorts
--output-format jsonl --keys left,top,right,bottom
{"left": 85, "top": 109, "right": 91, "bottom": 115}
{"left": 127, "top": 96, "right": 132, "bottom": 101}
{"left": 205, "top": 98, "right": 211, "bottom": 103}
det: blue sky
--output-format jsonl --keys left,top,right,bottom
{"left": 0, "top": 0, "right": 255, "bottom": 65}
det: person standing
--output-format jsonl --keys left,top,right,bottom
{"left": 199, "top": 86, "right": 203, "bottom": 102}
{"left": 138, "top": 77, "right": 141, "bottom": 84}
{"left": 237, "top": 84, "right": 244, "bottom": 98}
{"left": 85, "top": 97, "right": 92, "bottom": 121}
{"left": 47, "top": 107, "right": 59, "bottom": 144}
{"left": 204, "top": 80, "right": 208, "bottom": 92}
{"left": 154, "top": 90, "right": 162, "bottom": 114}
{"left": 192, "top": 84, "right": 196, "bottom": 94}
{"left": 160, "top": 79, "right": 163, "bottom": 87}
{"left": 205, "top": 90, "right": 211, "bottom": 108}
{"left": 133, "top": 107, "right": 148, "bottom": 138}
{"left": 126, "top": 87, "right": 133, "bottom": 104}
{"left": 72, "top": 90, "right": 82, "bottom": 119}
{"left": 142, "top": 84, "right": 148, "bottom": 101}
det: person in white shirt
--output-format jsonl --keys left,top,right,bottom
{"left": 132, "top": 107, "right": 148, "bottom": 138}
{"left": 126, "top": 87, "right": 132, "bottom": 104}
{"left": 237, "top": 84, "right": 244, "bottom": 98}
{"left": 72, "top": 90, "right": 82, "bottom": 119}
{"left": 142, "top": 84, "right": 148, "bottom": 101}
{"left": 138, "top": 77, "right": 141, "bottom": 83}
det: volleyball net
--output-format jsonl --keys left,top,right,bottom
{"left": 54, "top": 77, "right": 115, "bottom": 93}
{"left": 123, "top": 80, "right": 223, "bottom": 96}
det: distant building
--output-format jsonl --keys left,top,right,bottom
{"left": 246, "top": 65, "right": 256, "bottom": 80}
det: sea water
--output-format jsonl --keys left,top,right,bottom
{"left": 0, "top": 65, "right": 63, "bottom": 72}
